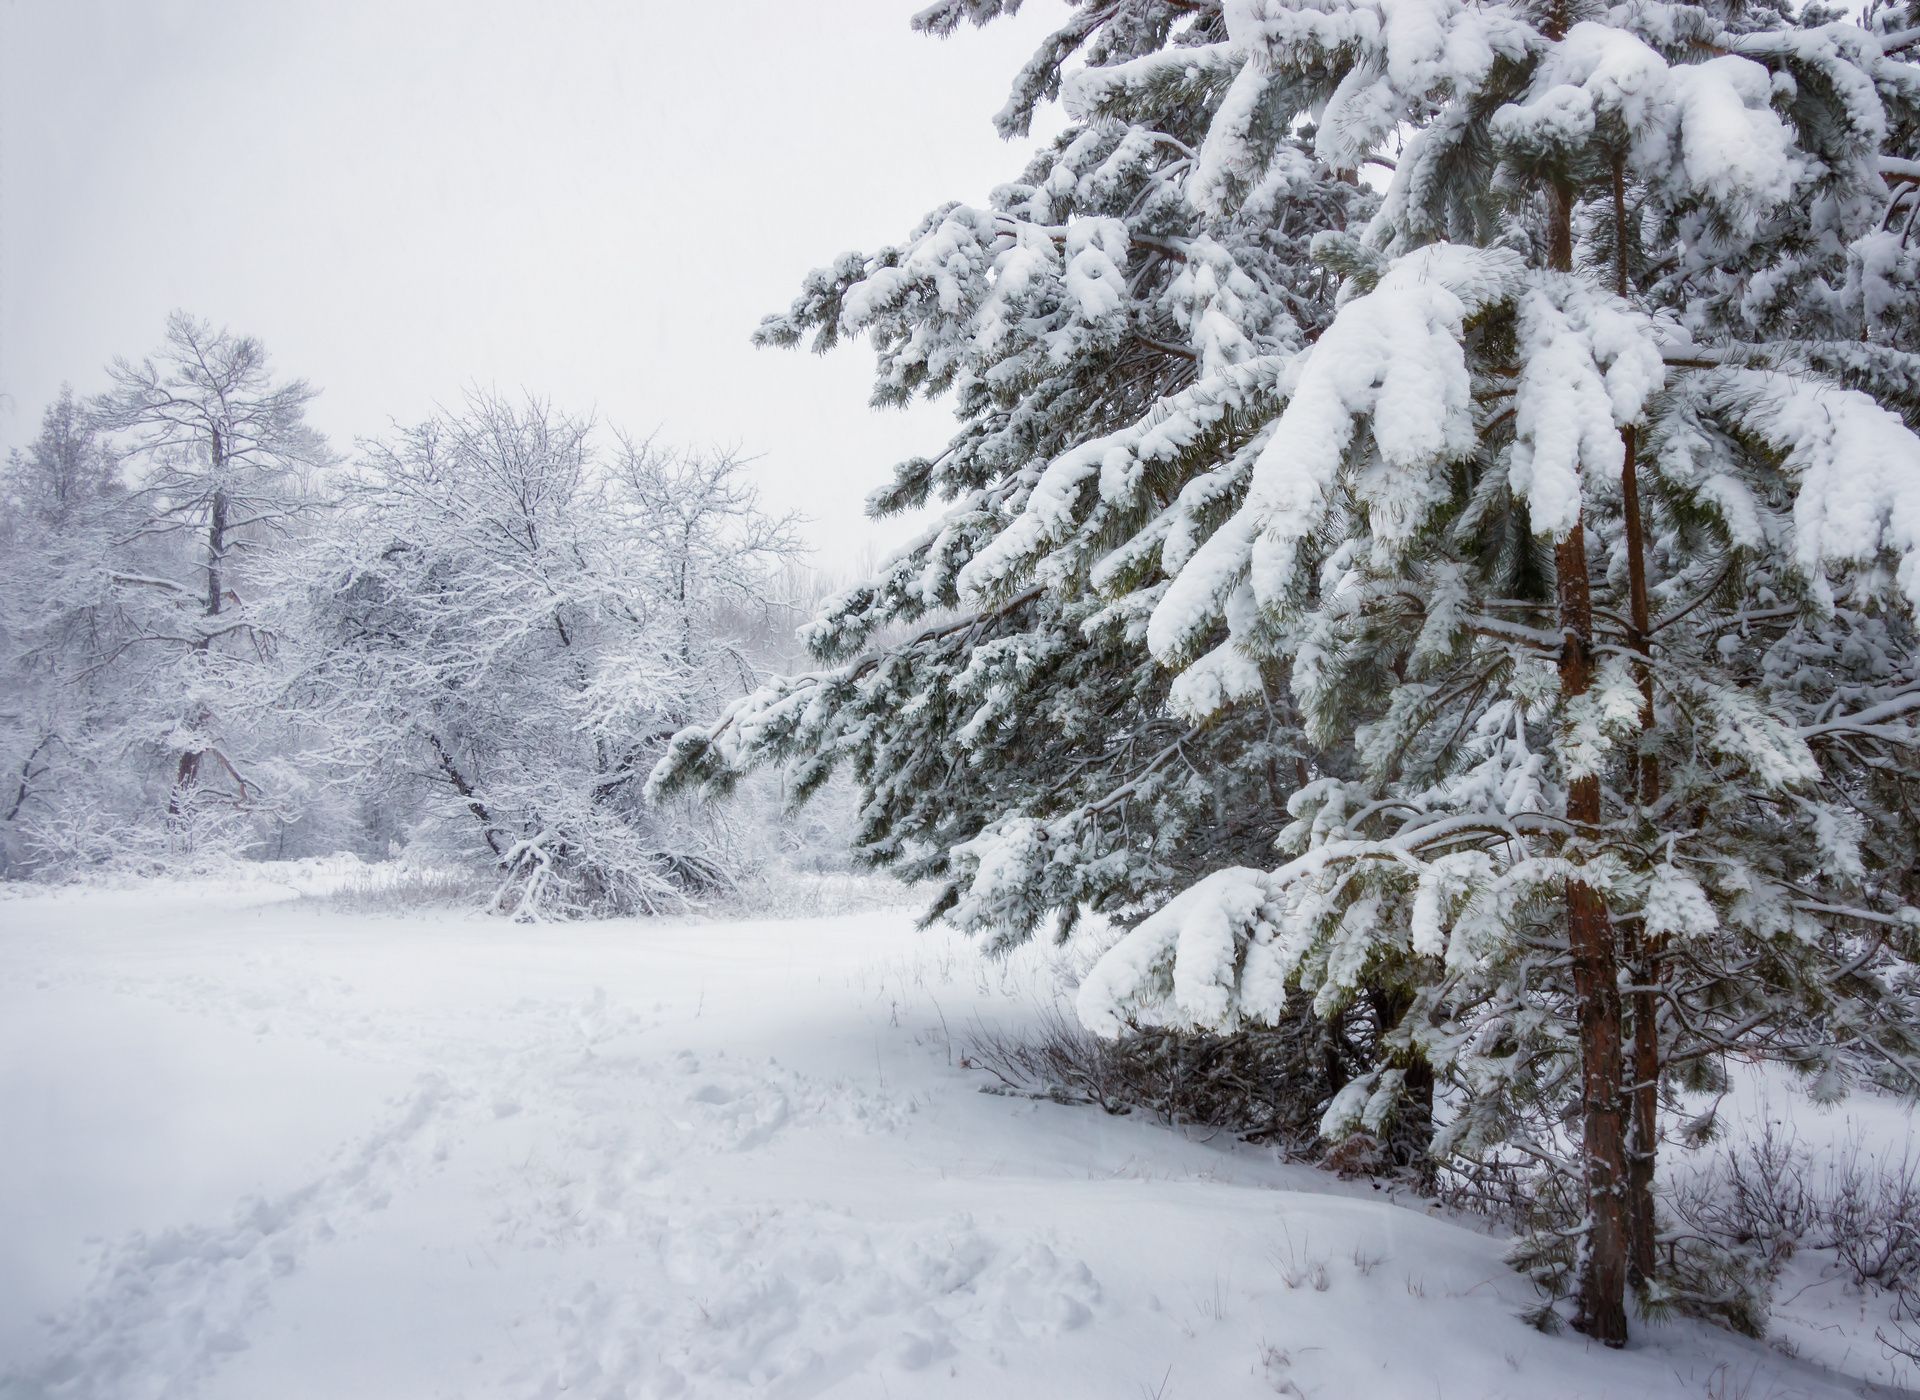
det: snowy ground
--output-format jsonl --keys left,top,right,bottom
{"left": 1, "top": 873, "right": 1914, "bottom": 1400}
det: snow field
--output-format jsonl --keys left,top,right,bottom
{"left": 0, "top": 875, "right": 1910, "bottom": 1399}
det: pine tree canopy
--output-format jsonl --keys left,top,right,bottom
{"left": 655, "top": 0, "right": 1920, "bottom": 1075}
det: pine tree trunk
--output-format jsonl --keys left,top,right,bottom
{"left": 1400, "top": 1050, "right": 1437, "bottom": 1191}
{"left": 1551, "top": 181, "right": 1632, "bottom": 1347}
{"left": 1621, "top": 422, "right": 1663, "bottom": 1291}
{"left": 1558, "top": 525, "right": 1633, "bottom": 1347}
{"left": 1625, "top": 968, "right": 1661, "bottom": 1289}
{"left": 1613, "top": 158, "right": 1663, "bottom": 1291}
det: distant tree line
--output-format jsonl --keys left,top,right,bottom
{"left": 0, "top": 313, "right": 813, "bottom": 916}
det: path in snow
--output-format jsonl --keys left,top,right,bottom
{"left": 0, "top": 875, "right": 1912, "bottom": 1399}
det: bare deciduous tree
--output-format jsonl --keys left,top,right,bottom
{"left": 273, "top": 389, "right": 799, "bottom": 917}
{"left": 91, "top": 311, "right": 331, "bottom": 825}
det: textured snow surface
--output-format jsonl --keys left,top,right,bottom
{"left": 0, "top": 873, "right": 1911, "bottom": 1399}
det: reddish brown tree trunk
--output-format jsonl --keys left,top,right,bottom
{"left": 1621, "top": 425, "right": 1663, "bottom": 1291}
{"left": 1558, "top": 526, "right": 1633, "bottom": 1348}
{"left": 1613, "top": 157, "right": 1663, "bottom": 1291}
{"left": 1551, "top": 181, "right": 1632, "bottom": 1347}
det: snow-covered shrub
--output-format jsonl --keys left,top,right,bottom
{"left": 294, "top": 854, "right": 497, "bottom": 917}
{"left": 1662, "top": 1116, "right": 1920, "bottom": 1346}
{"left": 964, "top": 1000, "right": 1405, "bottom": 1170}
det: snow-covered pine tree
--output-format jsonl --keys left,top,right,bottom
{"left": 1052, "top": 0, "right": 1920, "bottom": 1344}
{"left": 652, "top": 1, "right": 1366, "bottom": 945}
{"left": 657, "top": 0, "right": 1920, "bottom": 1345}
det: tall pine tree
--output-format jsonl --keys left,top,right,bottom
{"left": 657, "top": 0, "right": 1920, "bottom": 1345}
{"left": 656, "top": 1, "right": 1365, "bottom": 940}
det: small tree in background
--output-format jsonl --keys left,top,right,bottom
{"left": 277, "top": 390, "right": 798, "bottom": 917}
{"left": 90, "top": 311, "right": 331, "bottom": 837}
{"left": 2, "top": 315, "right": 333, "bottom": 872}
{"left": 0, "top": 388, "right": 133, "bottom": 872}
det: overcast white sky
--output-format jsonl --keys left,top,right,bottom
{"left": 0, "top": 0, "right": 1067, "bottom": 550}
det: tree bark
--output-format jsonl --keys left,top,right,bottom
{"left": 5, "top": 735, "right": 51, "bottom": 824}
{"left": 1559, "top": 521, "right": 1633, "bottom": 1348}
{"left": 427, "top": 730, "right": 504, "bottom": 858}
{"left": 1621, "top": 422, "right": 1663, "bottom": 1292}
{"left": 170, "top": 436, "right": 226, "bottom": 824}
{"left": 1613, "top": 155, "right": 1663, "bottom": 1292}
{"left": 1551, "top": 180, "right": 1632, "bottom": 1347}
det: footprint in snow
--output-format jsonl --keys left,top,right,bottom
{"left": 533, "top": 1208, "right": 1102, "bottom": 1397}
{"left": 2, "top": 1073, "right": 456, "bottom": 1400}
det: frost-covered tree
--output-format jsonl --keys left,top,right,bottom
{"left": 277, "top": 391, "right": 797, "bottom": 918}
{"left": 89, "top": 312, "right": 331, "bottom": 833}
{"left": 659, "top": 0, "right": 1920, "bottom": 1345}
{"left": 2, "top": 321, "right": 329, "bottom": 873}
{"left": 611, "top": 439, "right": 803, "bottom": 682}
{"left": 0, "top": 388, "right": 136, "bottom": 872}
